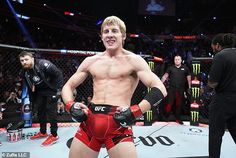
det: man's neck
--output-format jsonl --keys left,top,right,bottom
{"left": 106, "top": 48, "right": 124, "bottom": 57}
{"left": 175, "top": 64, "right": 181, "bottom": 68}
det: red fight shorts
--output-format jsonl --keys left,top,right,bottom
{"left": 74, "top": 103, "right": 134, "bottom": 152}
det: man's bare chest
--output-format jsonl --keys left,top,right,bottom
{"left": 90, "top": 61, "right": 134, "bottom": 79}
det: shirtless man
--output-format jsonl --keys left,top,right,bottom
{"left": 61, "top": 15, "right": 167, "bottom": 158}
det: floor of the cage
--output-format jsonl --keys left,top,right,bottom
{"left": 0, "top": 121, "right": 235, "bottom": 158}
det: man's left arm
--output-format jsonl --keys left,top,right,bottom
{"left": 187, "top": 75, "right": 191, "bottom": 88}
{"left": 138, "top": 71, "right": 167, "bottom": 113}
{"left": 186, "top": 66, "right": 191, "bottom": 89}
{"left": 113, "top": 55, "right": 167, "bottom": 127}
{"left": 43, "top": 60, "right": 64, "bottom": 90}
{"left": 138, "top": 56, "right": 167, "bottom": 110}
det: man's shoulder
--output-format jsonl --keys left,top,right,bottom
{"left": 213, "top": 51, "right": 226, "bottom": 61}
{"left": 80, "top": 53, "right": 103, "bottom": 67}
{"left": 123, "top": 50, "right": 141, "bottom": 60}
{"left": 219, "top": 48, "right": 236, "bottom": 56}
{"left": 181, "top": 65, "right": 189, "bottom": 70}
{"left": 85, "top": 53, "right": 103, "bottom": 61}
{"left": 36, "top": 59, "right": 54, "bottom": 70}
{"left": 37, "top": 59, "right": 51, "bottom": 65}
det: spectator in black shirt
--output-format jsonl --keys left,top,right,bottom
{"left": 161, "top": 55, "right": 191, "bottom": 124}
{"left": 208, "top": 33, "right": 236, "bottom": 158}
{"left": 19, "top": 51, "right": 63, "bottom": 147}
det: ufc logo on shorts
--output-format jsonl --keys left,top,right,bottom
{"left": 94, "top": 106, "right": 105, "bottom": 112}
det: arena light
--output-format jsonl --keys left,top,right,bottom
{"left": 130, "top": 34, "right": 139, "bottom": 38}
{"left": 12, "top": 0, "right": 23, "bottom": 4}
{"left": 153, "top": 56, "right": 163, "bottom": 62}
{"left": 6, "top": 0, "right": 36, "bottom": 48}
{"left": 16, "top": 14, "right": 30, "bottom": 20}
{"left": 64, "top": 11, "right": 74, "bottom": 16}
{"left": 96, "top": 19, "right": 103, "bottom": 26}
{"left": 16, "top": 13, "right": 21, "bottom": 18}
{"left": 22, "top": 15, "right": 30, "bottom": 19}
{"left": 182, "top": 35, "right": 196, "bottom": 39}
{"left": 60, "top": 49, "right": 67, "bottom": 54}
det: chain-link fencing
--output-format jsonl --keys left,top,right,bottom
{"left": 0, "top": 44, "right": 214, "bottom": 124}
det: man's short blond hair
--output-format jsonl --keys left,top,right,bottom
{"left": 101, "top": 16, "right": 126, "bottom": 37}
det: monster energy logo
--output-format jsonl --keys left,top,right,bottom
{"left": 146, "top": 110, "right": 153, "bottom": 122}
{"left": 191, "top": 111, "right": 199, "bottom": 122}
{"left": 145, "top": 61, "right": 154, "bottom": 123}
{"left": 148, "top": 61, "right": 155, "bottom": 71}
{"left": 191, "top": 87, "right": 200, "bottom": 98}
{"left": 145, "top": 82, "right": 153, "bottom": 122}
{"left": 192, "top": 63, "right": 201, "bottom": 75}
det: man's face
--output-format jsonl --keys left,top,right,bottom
{"left": 101, "top": 24, "right": 125, "bottom": 51}
{"left": 19, "top": 55, "right": 34, "bottom": 69}
{"left": 211, "top": 43, "right": 222, "bottom": 53}
{"left": 174, "top": 56, "right": 182, "bottom": 66}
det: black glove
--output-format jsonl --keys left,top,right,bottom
{"left": 66, "top": 101, "right": 87, "bottom": 122}
{"left": 113, "top": 105, "right": 142, "bottom": 128}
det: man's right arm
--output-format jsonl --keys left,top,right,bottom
{"left": 61, "top": 58, "right": 91, "bottom": 122}
{"left": 61, "top": 56, "right": 93, "bottom": 104}
{"left": 61, "top": 69, "right": 88, "bottom": 104}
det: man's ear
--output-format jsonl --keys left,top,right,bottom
{"left": 123, "top": 33, "right": 126, "bottom": 40}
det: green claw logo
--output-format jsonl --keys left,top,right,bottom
{"left": 148, "top": 61, "right": 155, "bottom": 71}
{"left": 191, "top": 111, "right": 199, "bottom": 122}
{"left": 191, "top": 87, "right": 200, "bottom": 98}
{"left": 146, "top": 110, "right": 153, "bottom": 122}
{"left": 192, "top": 63, "right": 201, "bottom": 75}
